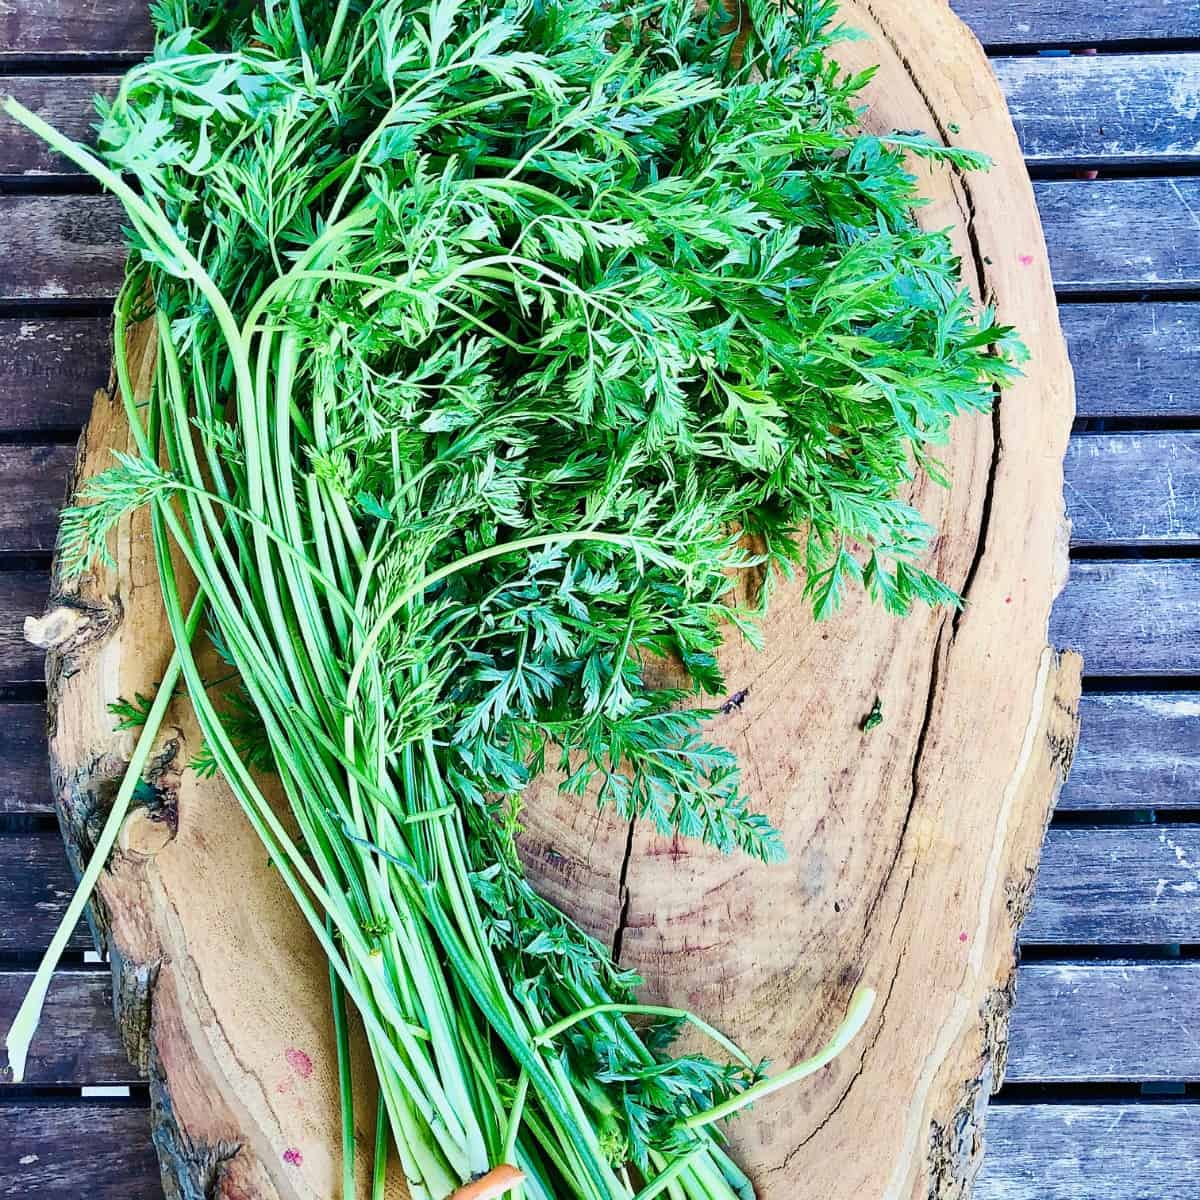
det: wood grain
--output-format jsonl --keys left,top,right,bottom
{"left": 1062, "top": 303, "right": 1200, "bottom": 419}
{"left": 1023, "top": 824, "right": 1200, "bottom": 944}
{"left": 0, "top": 198, "right": 125, "bottom": 301}
{"left": 976, "top": 1104, "right": 1200, "bottom": 1200}
{"left": 951, "top": 0, "right": 1200, "bottom": 46}
{"left": 0, "top": 0, "right": 150, "bottom": 56}
{"left": 1066, "top": 433, "right": 1200, "bottom": 548}
{"left": 32, "top": 5, "right": 1081, "bottom": 1200}
{"left": 1006, "top": 961, "right": 1200, "bottom": 1082}
{"left": 0, "top": 446, "right": 73, "bottom": 553}
{"left": 0, "top": 1103, "right": 159, "bottom": 1200}
{"left": 1061, "top": 692, "right": 1200, "bottom": 811}
{"left": 1051, "top": 561, "right": 1200, "bottom": 676}
{"left": 995, "top": 54, "right": 1200, "bottom": 166}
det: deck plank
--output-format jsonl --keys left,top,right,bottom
{"left": 976, "top": 1104, "right": 1200, "bottom": 1200}
{"left": 0, "top": 832, "right": 89, "bottom": 951}
{"left": 1007, "top": 962, "right": 1200, "bottom": 1082}
{"left": 0, "top": 1103, "right": 158, "bottom": 1199}
{"left": 0, "top": 319, "right": 108, "bottom": 434}
{"left": 0, "top": 574, "right": 50, "bottom": 687}
{"left": 3, "top": 1, "right": 1198, "bottom": 56}
{"left": 0, "top": 705, "right": 51, "bottom": 815}
{"left": 1050, "top": 561, "right": 1200, "bottom": 677}
{"left": 10, "top": 958, "right": 1200, "bottom": 1088}
{"left": 0, "top": 77, "right": 118, "bottom": 175}
{"left": 0, "top": 969, "right": 133, "bottom": 1084}
{"left": 995, "top": 54, "right": 1200, "bottom": 166}
{"left": 8, "top": 57, "right": 1200, "bottom": 175}
{"left": 0, "top": 306, "right": 1196, "bottom": 429}
{"left": 1065, "top": 433, "right": 1200, "bottom": 548}
{"left": 1022, "top": 825, "right": 1200, "bottom": 945}
{"left": 1036, "top": 177, "right": 1200, "bottom": 294}
{"left": 0, "top": 446, "right": 74, "bottom": 553}
{"left": 7, "top": 181, "right": 1200, "bottom": 298}
{"left": 1062, "top": 692, "right": 1200, "bottom": 812}
{"left": 1063, "top": 303, "right": 1200, "bottom": 419}
{"left": 951, "top": 1, "right": 1200, "bottom": 46}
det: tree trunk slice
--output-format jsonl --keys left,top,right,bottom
{"left": 32, "top": 3, "right": 1081, "bottom": 1198}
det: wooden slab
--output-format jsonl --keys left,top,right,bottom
{"left": 29, "top": 4, "right": 1080, "bottom": 1200}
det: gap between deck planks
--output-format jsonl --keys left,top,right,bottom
{"left": 4, "top": 54, "right": 1198, "bottom": 175}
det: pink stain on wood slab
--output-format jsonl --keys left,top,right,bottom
{"left": 282, "top": 1148, "right": 303, "bottom": 1167}
{"left": 284, "top": 1047, "right": 313, "bottom": 1079}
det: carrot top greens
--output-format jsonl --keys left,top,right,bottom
{"left": 5, "top": 0, "right": 1019, "bottom": 1195}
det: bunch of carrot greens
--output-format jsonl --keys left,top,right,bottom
{"left": 4, "top": 0, "right": 1020, "bottom": 1195}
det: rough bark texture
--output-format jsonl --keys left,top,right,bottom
{"left": 40, "top": 3, "right": 1080, "bottom": 1198}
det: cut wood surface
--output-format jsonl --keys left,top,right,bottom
{"left": 1006, "top": 961, "right": 1200, "bottom": 1082}
{"left": 0, "top": 1103, "right": 159, "bottom": 1200}
{"left": 1023, "top": 825, "right": 1200, "bottom": 944}
{"left": 994, "top": 53, "right": 1200, "bottom": 166}
{"left": 1061, "top": 692, "right": 1200, "bottom": 811}
{"left": 1062, "top": 303, "right": 1200, "bottom": 419}
{"left": 10, "top": 181, "right": 1200, "bottom": 300}
{"left": 975, "top": 1104, "right": 1200, "bottom": 1200}
{"left": 1050, "top": 561, "right": 1200, "bottom": 676}
{"left": 24, "top": 5, "right": 1081, "bottom": 1200}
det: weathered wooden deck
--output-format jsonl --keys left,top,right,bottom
{"left": 0, "top": 2, "right": 1197, "bottom": 1196}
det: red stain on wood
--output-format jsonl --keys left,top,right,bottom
{"left": 285, "top": 1048, "right": 313, "bottom": 1079}
{"left": 282, "top": 1148, "right": 303, "bottom": 1167}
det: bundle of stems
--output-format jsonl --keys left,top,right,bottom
{"left": 4, "top": 0, "right": 1019, "bottom": 1195}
